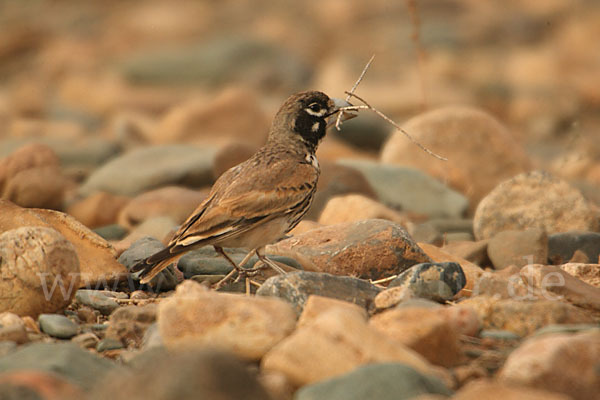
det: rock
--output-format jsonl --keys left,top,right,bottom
{"left": 67, "top": 192, "right": 131, "bottom": 229}
{"left": 0, "top": 342, "right": 115, "bottom": 391}
{"left": 153, "top": 88, "right": 269, "bottom": 147}
{"left": 71, "top": 332, "right": 100, "bottom": 349}
{"left": 157, "top": 281, "right": 296, "bottom": 360}
{"left": 2, "top": 166, "right": 70, "bottom": 210}
{"left": 318, "top": 194, "right": 408, "bottom": 226}
{"left": 119, "top": 215, "right": 177, "bottom": 247}
{"left": 117, "top": 186, "right": 206, "bottom": 228}
{"left": 261, "top": 307, "right": 449, "bottom": 387}
{"left": 91, "top": 348, "right": 271, "bottom": 400}
{"left": 468, "top": 270, "right": 532, "bottom": 299}
{"left": 141, "top": 323, "right": 162, "bottom": 350}
{"left": 0, "top": 370, "right": 85, "bottom": 400}
{"left": 498, "top": 330, "right": 600, "bottom": 400}
{"left": 441, "top": 240, "right": 490, "bottom": 267}
{"left": 105, "top": 304, "right": 157, "bottom": 347}
{"left": 119, "top": 36, "right": 311, "bottom": 91}
{"left": 439, "top": 305, "right": 481, "bottom": 337}
{"left": 256, "top": 271, "right": 381, "bottom": 315}
{"left": 295, "top": 363, "right": 452, "bottom": 400}
{"left": 548, "top": 231, "right": 600, "bottom": 265}
{"left": 297, "top": 295, "right": 368, "bottom": 328}
{"left": 418, "top": 243, "right": 485, "bottom": 298}
{"left": 331, "top": 112, "right": 392, "bottom": 151}
{"left": 79, "top": 145, "right": 217, "bottom": 197}
{"left": 0, "top": 200, "right": 128, "bottom": 288}
{"left": 520, "top": 264, "right": 600, "bottom": 311}
{"left": 459, "top": 296, "right": 594, "bottom": 337}
{"left": 267, "top": 219, "right": 431, "bottom": 280}
{"left": 305, "top": 162, "right": 377, "bottom": 221}
{"left": 380, "top": 106, "right": 531, "bottom": 208}
{"left": 93, "top": 224, "right": 128, "bottom": 241}
{"left": 388, "top": 262, "right": 466, "bottom": 302}
{"left": 0, "top": 312, "right": 28, "bottom": 344}
{"left": 212, "top": 142, "right": 257, "bottom": 179}
{"left": 487, "top": 229, "right": 548, "bottom": 269}
{"left": 96, "top": 337, "right": 124, "bottom": 352}
{"left": 532, "top": 324, "right": 600, "bottom": 337}
{"left": 560, "top": 263, "right": 600, "bottom": 287}
{"left": 0, "top": 227, "right": 80, "bottom": 317}
{"left": 75, "top": 290, "right": 119, "bottom": 316}
{"left": 370, "top": 307, "right": 463, "bottom": 367}
{"left": 38, "top": 314, "right": 78, "bottom": 339}
{"left": 453, "top": 379, "right": 571, "bottom": 400}
{"left": 117, "top": 237, "right": 179, "bottom": 291}
{"left": 473, "top": 171, "right": 599, "bottom": 240}
{"left": 479, "top": 330, "right": 521, "bottom": 341}
{"left": 374, "top": 286, "right": 418, "bottom": 309}
{"left": 337, "top": 159, "right": 468, "bottom": 218}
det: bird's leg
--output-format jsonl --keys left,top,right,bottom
{"left": 213, "top": 246, "right": 243, "bottom": 290}
{"left": 255, "top": 248, "right": 286, "bottom": 275}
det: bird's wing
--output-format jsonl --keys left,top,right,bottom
{"left": 168, "top": 158, "right": 318, "bottom": 250}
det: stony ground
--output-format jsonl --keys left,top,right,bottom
{"left": 0, "top": 1, "right": 599, "bottom": 399}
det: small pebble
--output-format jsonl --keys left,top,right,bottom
{"left": 38, "top": 314, "right": 79, "bottom": 339}
{"left": 75, "top": 290, "right": 119, "bottom": 315}
{"left": 97, "top": 337, "right": 124, "bottom": 352}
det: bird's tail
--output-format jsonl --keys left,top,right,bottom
{"left": 131, "top": 247, "right": 184, "bottom": 284}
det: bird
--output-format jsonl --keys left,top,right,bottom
{"left": 131, "top": 91, "right": 354, "bottom": 285}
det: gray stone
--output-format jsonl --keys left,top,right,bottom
{"left": 389, "top": 262, "right": 466, "bottom": 302}
{"left": 0, "top": 342, "right": 115, "bottom": 391}
{"left": 79, "top": 145, "right": 217, "bottom": 197}
{"left": 93, "top": 224, "right": 128, "bottom": 241}
{"left": 337, "top": 159, "right": 468, "bottom": 218}
{"left": 256, "top": 271, "right": 381, "bottom": 315}
{"left": 38, "top": 314, "right": 78, "bottom": 339}
{"left": 331, "top": 113, "right": 392, "bottom": 151}
{"left": 118, "top": 237, "right": 178, "bottom": 291}
{"left": 96, "top": 338, "right": 124, "bottom": 352}
{"left": 548, "top": 231, "right": 600, "bottom": 264}
{"left": 0, "top": 341, "right": 17, "bottom": 357}
{"left": 295, "top": 363, "right": 452, "bottom": 400}
{"left": 118, "top": 36, "right": 311, "bottom": 92}
{"left": 75, "top": 290, "right": 119, "bottom": 316}
{"left": 479, "top": 330, "right": 521, "bottom": 341}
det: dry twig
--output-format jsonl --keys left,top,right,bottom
{"left": 335, "top": 54, "right": 375, "bottom": 130}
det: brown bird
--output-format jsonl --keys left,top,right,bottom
{"left": 131, "top": 91, "right": 353, "bottom": 285}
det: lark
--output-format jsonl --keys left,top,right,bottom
{"left": 132, "top": 91, "right": 353, "bottom": 285}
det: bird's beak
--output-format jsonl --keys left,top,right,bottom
{"left": 327, "top": 98, "right": 357, "bottom": 128}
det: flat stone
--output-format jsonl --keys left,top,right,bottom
{"left": 96, "top": 338, "right": 124, "bottom": 352}
{"left": 256, "top": 271, "right": 381, "bottom": 315}
{"left": 295, "top": 363, "right": 452, "bottom": 400}
{"left": 487, "top": 229, "right": 548, "bottom": 269}
{"left": 38, "top": 314, "right": 78, "bottom": 339}
{"left": 337, "top": 159, "right": 468, "bottom": 218}
{"left": 75, "top": 290, "right": 119, "bottom": 316}
{"left": 388, "top": 262, "right": 466, "bottom": 302}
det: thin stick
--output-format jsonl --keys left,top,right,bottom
{"left": 344, "top": 91, "right": 447, "bottom": 161}
{"left": 335, "top": 54, "right": 375, "bottom": 131}
{"left": 370, "top": 274, "right": 399, "bottom": 285}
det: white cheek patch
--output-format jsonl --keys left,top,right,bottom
{"left": 305, "top": 107, "right": 327, "bottom": 117}
{"left": 305, "top": 153, "right": 320, "bottom": 169}
{"left": 311, "top": 122, "right": 320, "bottom": 132}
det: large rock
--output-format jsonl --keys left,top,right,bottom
{"left": 153, "top": 88, "right": 269, "bottom": 147}
{"left": 370, "top": 307, "right": 463, "bottom": 367}
{"left": 261, "top": 306, "right": 448, "bottom": 387}
{"left": 337, "top": 159, "right": 468, "bottom": 218}
{"left": 548, "top": 231, "right": 600, "bottom": 264}
{"left": 387, "top": 262, "right": 467, "bottom": 302}
{"left": 0, "top": 143, "right": 60, "bottom": 190}
{"left": 256, "top": 271, "right": 381, "bottom": 315}
{"left": 498, "top": 330, "right": 600, "bottom": 400}
{"left": 473, "top": 171, "right": 599, "bottom": 240}
{"left": 0, "top": 200, "right": 127, "bottom": 288}
{"left": 0, "top": 342, "right": 115, "bottom": 391}
{"left": 267, "top": 219, "right": 431, "bottom": 280}
{"left": 0, "top": 227, "right": 80, "bottom": 317}
{"left": 295, "top": 363, "right": 452, "bottom": 400}
{"left": 66, "top": 192, "right": 131, "bottom": 229}
{"left": 79, "top": 145, "right": 217, "bottom": 197}
{"left": 157, "top": 281, "right": 296, "bottom": 360}
{"left": 380, "top": 106, "right": 531, "bottom": 208}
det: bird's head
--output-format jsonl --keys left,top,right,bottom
{"left": 268, "top": 91, "right": 354, "bottom": 153}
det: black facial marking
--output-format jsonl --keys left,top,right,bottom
{"left": 293, "top": 94, "right": 331, "bottom": 152}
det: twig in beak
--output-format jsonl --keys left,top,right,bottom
{"left": 335, "top": 54, "right": 375, "bottom": 131}
{"left": 344, "top": 91, "right": 447, "bottom": 161}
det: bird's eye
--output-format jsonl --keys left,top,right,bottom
{"left": 305, "top": 102, "right": 326, "bottom": 117}
{"left": 309, "top": 102, "right": 321, "bottom": 112}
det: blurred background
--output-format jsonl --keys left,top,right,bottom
{"left": 0, "top": 0, "right": 599, "bottom": 229}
